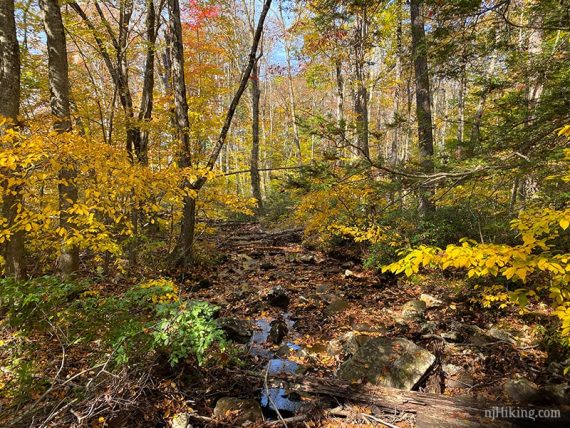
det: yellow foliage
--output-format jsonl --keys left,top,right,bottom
{"left": 140, "top": 278, "right": 180, "bottom": 303}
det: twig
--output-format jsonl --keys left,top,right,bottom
{"left": 264, "top": 364, "right": 288, "bottom": 428}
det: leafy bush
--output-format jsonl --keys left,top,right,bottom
{"left": 0, "top": 276, "right": 226, "bottom": 369}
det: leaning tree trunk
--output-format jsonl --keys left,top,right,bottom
{"left": 410, "top": 0, "right": 435, "bottom": 216}
{"left": 40, "top": 0, "right": 79, "bottom": 275}
{"left": 1, "top": 0, "right": 25, "bottom": 279}
{"left": 168, "top": 0, "right": 195, "bottom": 266}
{"left": 250, "top": 59, "right": 263, "bottom": 211}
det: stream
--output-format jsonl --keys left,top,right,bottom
{"left": 250, "top": 314, "right": 304, "bottom": 418}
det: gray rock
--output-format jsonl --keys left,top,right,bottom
{"left": 447, "top": 323, "right": 492, "bottom": 345}
{"left": 466, "top": 325, "right": 494, "bottom": 345}
{"left": 213, "top": 397, "right": 263, "bottom": 425}
{"left": 266, "top": 286, "right": 290, "bottom": 308}
{"left": 328, "top": 332, "right": 373, "bottom": 357}
{"left": 503, "top": 378, "right": 540, "bottom": 403}
{"left": 443, "top": 364, "right": 475, "bottom": 389}
{"left": 216, "top": 318, "right": 253, "bottom": 344}
{"left": 298, "top": 254, "right": 316, "bottom": 263}
{"left": 441, "top": 331, "right": 463, "bottom": 343}
{"left": 325, "top": 298, "right": 350, "bottom": 316}
{"left": 420, "top": 293, "right": 444, "bottom": 308}
{"left": 400, "top": 300, "right": 427, "bottom": 321}
{"left": 487, "top": 327, "right": 516, "bottom": 345}
{"left": 170, "top": 413, "right": 191, "bottom": 428}
{"left": 541, "top": 383, "right": 570, "bottom": 405}
{"left": 269, "top": 319, "right": 288, "bottom": 345}
{"left": 420, "top": 321, "right": 437, "bottom": 334}
{"left": 338, "top": 337, "right": 436, "bottom": 390}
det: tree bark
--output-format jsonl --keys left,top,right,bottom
{"left": 168, "top": 0, "right": 195, "bottom": 266}
{"left": 1, "top": 0, "right": 25, "bottom": 279}
{"left": 353, "top": 7, "right": 369, "bottom": 160}
{"left": 40, "top": 0, "right": 79, "bottom": 275}
{"left": 410, "top": 0, "right": 435, "bottom": 216}
{"left": 137, "top": 0, "right": 160, "bottom": 166}
{"left": 250, "top": 59, "right": 263, "bottom": 210}
{"left": 278, "top": 0, "right": 302, "bottom": 161}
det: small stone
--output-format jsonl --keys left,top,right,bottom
{"left": 487, "top": 327, "right": 516, "bottom": 345}
{"left": 298, "top": 254, "right": 316, "bottom": 263}
{"left": 324, "top": 298, "right": 350, "bottom": 316}
{"left": 420, "top": 321, "right": 437, "bottom": 334}
{"left": 269, "top": 319, "right": 288, "bottom": 345}
{"left": 441, "top": 331, "right": 463, "bottom": 343}
{"left": 420, "top": 293, "right": 443, "bottom": 308}
{"left": 266, "top": 286, "right": 290, "bottom": 308}
{"left": 260, "top": 262, "right": 276, "bottom": 270}
{"left": 213, "top": 397, "right": 263, "bottom": 425}
{"left": 443, "top": 364, "right": 462, "bottom": 376}
{"left": 503, "top": 378, "right": 540, "bottom": 403}
{"left": 216, "top": 318, "right": 253, "bottom": 344}
{"left": 170, "top": 413, "right": 190, "bottom": 428}
{"left": 400, "top": 300, "right": 427, "bottom": 321}
{"left": 344, "top": 269, "right": 354, "bottom": 277}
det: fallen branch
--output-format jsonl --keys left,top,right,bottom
{"left": 239, "top": 370, "right": 570, "bottom": 428}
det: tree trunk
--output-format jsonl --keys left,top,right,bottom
{"left": 353, "top": 8, "right": 369, "bottom": 160}
{"left": 137, "top": 0, "right": 158, "bottom": 166}
{"left": 278, "top": 1, "right": 302, "bottom": 161}
{"left": 169, "top": 0, "right": 195, "bottom": 266}
{"left": 40, "top": 0, "right": 79, "bottom": 275}
{"left": 410, "top": 0, "right": 435, "bottom": 216}
{"left": 250, "top": 59, "right": 263, "bottom": 210}
{"left": 335, "top": 59, "right": 345, "bottom": 137}
{"left": 1, "top": 0, "right": 25, "bottom": 279}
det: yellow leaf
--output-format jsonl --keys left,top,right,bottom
{"left": 560, "top": 219, "right": 569, "bottom": 230}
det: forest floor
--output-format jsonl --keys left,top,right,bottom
{"left": 171, "top": 221, "right": 567, "bottom": 427}
{"left": 2, "top": 221, "right": 568, "bottom": 427}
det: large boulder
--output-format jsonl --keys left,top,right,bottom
{"left": 213, "top": 397, "right": 263, "bottom": 425}
{"left": 338, "top": 337, "right": 435, "bottom": 390}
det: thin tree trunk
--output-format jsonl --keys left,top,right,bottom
{"left": 335, "top": 59, "right": 345, "bottom": 138}
{"left": 410, "top": 0, "right": 435, "bottom": 216}
{"left": 278, "top": 1, "right": 301, "bottom": 161}
{"left": 137, "top": 0, "right": 159, "bottom": 166}
{"left": 40, "top": 0, "right": 79, "bottom": 275}
{"left": 1, "top": 0, "right": 25, "bottom": 279}
{"left": 353, "top": 7, "right": 369, "bottom": 160}
{"left": 250, "top": 59, "right": 263, "bottom": 210}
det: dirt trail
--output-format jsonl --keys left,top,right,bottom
{"left": 183, "top": 221, "right": 563, "bottom": 426}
